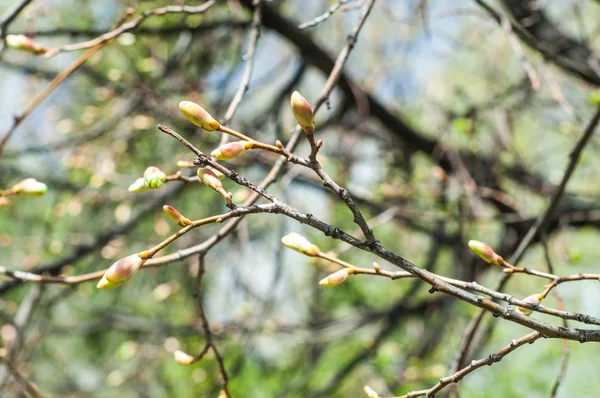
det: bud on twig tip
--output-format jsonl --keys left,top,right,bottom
{"left": 290, "top": 91, "right": 315, "bottom": 133}
{"left": 281, "top": 233, "right": 320, "bottom": 256}
{"left": 179, "top": 101, "right": 220, "bottom": 131}
{"left": 468, "top": 240, "right": 503, "bottom": 266}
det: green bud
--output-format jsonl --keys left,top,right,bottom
{"left": 143, "top": 166, "right": 167, "bottom": 189}
{"left": 11, "top": 178, "right": 48, "bottom": 196}
{"left": 5, "top": 34, "right": 47, "bottom": 54}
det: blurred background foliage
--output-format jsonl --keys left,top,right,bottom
{"left": 1, "top": 0, "right": 600, "bottom": 397}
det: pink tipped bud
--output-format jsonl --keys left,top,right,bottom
{"left": 363, "top": 386, "right": 380, "bottom": 398}
{"left": 143, "top": 166, "right": 167, "bottom": 189}
{"left": 173, "top": 350, "right": 195, "bottom": 365}
{"left": 516, "top": 294, "right": 541, "bottom": 316}
{"left": 290, "top": 91, "right": 315, "bottom": 133}
{"left": 179, "top": 101, "right": 220, "bottom": 131}
{"left": 163, "top": 205, "right": 191, "bottom": 227}
{"left": 11, "top": 178, "right": 47, "bottom": 196}
{"left": 281, "top": 233, "right": 320, "bottom": 256}
{"left": 211, "top": 141, "right": 252, "bottom": 160}
{"left": 5, "top": 34, "right": 47, "bottom": 54}
{"left": 97, "top": 254, "right": 146, "bottom": 289}
{"left": 128, "top": 177, "right": 150, "bottom": 193}
{"left": 468, "top": 240, "right": 503, "bottom": 266}
{"left": 197, "top": 167, "right": 223, "bottom": 190}
{"left": 319, "top": 268, "right": 352, "bottom": 287}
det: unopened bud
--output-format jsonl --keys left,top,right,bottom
{"left": 128, "top": 177, "right": 150, "bottom": 193}
{"left": 197, "top": 167, "right": 223, "bottom": 190}
{"left": 179, "top": 101, "right": 220, "bottom": 131}
{"left": 211, "top": 141, "right": 252, "bottom": 160}
{"left": 290, "top": 91, "right": 315, "bottom": 133}
{"left": 5, "top": 34, "right": 47, "bottom": 54}
{"left": 11, "top": 178, "right": 47, "bottom": 196}
{"left": 319, "top": 268, "right": 352, "bottom": 287}
{"left": 173, "top": 350, "right": 195, "bottom": 365}
{"left": 281, "top": 233, "right": 320, "bottom": 256}
{"left": 97, "top": 254, "right": 146, "bottom": 289}
{"left": 144, "top": 166, "right": 167, "bottom": 189}
{"left": 176, "top": 160, "right": 195, "bottom": 168}
{"left": 468, "top": 240, "right": 503, "bottom": 266}
{"left": 363, "top": 386, "right": 380, "bottom": 398}
{"left": 516, "top": 294, "right": 541, "bottom": 316}
{"left": 163, "top": 205, "right": 191, "bottom": 227}
{"left": 0, "top": 197, "right": 10, "bottom": 207}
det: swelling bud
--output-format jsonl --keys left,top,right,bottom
{"left": 173, "top": 350, "right": 195, "bottom": 365}
{"left": 516, "top": 294, "right": 541, "bottom": 316}
{"left": 281, "top": 233, "right": 320, "bottom": 256}
{"left": 144, "top": 166, "right": 167, "bottom": 189}
{"left": 128, "top": 177, "right": 150, "bottom": 193}
{"left": 97, "top": 254, "right": 146, "bottom": 289}
{"left": 290, "top": 91, "right": 315, "bottom": 133}
{"left": 211, "top": 141, "right": 252, "bottom": 160}
{"left": 11, "top": 178, "right": 47, "bottom": 196}
{"left": 5, "top": 34, "right": 47, "bottom": 54}
{"left": 468, "top": 240, "right": 503, "bottom": 266}
{"left": 179, "top": 101, "right": 220, "bottom": 131}
{"left": 319, "top": 268, "right": 353, "bottom": 287}
{"left": 163, "top": 205, "right": 191, "bottom": 227}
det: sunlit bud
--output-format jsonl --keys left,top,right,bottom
{"left": 319, "top": 268, "right": 353, "bottom": 287}
{"left": 0, "top": 197, "right": 10, "bottom": 207}
{"left": 163, "top": 205, "right": 191, "bottom": 227}
{"left": 176, "top": 160, "right": 195, "bottom": 168}
{"left": 11, "top": 178, "right": 47, "bottom": 196}
{"left": 128, "top": 177, "right": 150, "bottom": 193}
{"left": 5, "top": 34, "right": 47, "bottom": 54}
{"left": 363, "top": 386, "right": 380, "bottom": 398}
{"left": 179, "top": 101, "right": 220, "bottom": 131}
{"left": 97, "top": 254, "right": 146, "bottom": 289}
{"left": 144, "top": 166, "right": 167, "bottom": 189}
{"left": 290, "top": 91, "right": 315, "bottom": 133}
{"left": 281, "top": 233, "right": 320, "bottom": 256}
{"left": 211, "top": 141, "right": 253, "bottom": 160}
{"left": 372, "top": 262, "right": 381, "bottom": 272}
{"left": 516, "top": 294, "right": 541, "bottom": 316}
{"left": 197, "top": 167, "right": 222, "bottom": 190}
{"left": 173, "top": 350, "right": 195, "bottom": 365}
{"left": 468, "top": 240, "right": 503, "bottom": 266}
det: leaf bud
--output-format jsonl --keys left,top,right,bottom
{"left": 197, "top": 167, "right": 223, "bottom": 190}
{"left": 163, "top": 205, "right": 191, "bottom": 227}
{"left": 11, "top": 178, "right": 48, "bottom": 196}
{"left": 5, "top": 34, "right": 47, "bottom": 54}
{"left": 516, "top": 294, "right": 541, "bottom": 316}
{"left": 290, "top": 91, "right": 315, "bottom": 133}
{"left": 281, "top": 232, "right": 320, "bottom": 256}
{"left": 319, "top": 268, "right": 353, "bottom": 287}
{"left": 179, "top": 101, "right": 220, "bottom": 131}
{"left": 468, "top": 240, "right": 503, "bottom": 266}
{"left": 173, "top": 350, "right": 195, "bottom": 365}
{"left": 97, "top": 254, "right": 146, "bottom": 289}
{"left": 211, "top": 141, "right": 252, "bottom": 160}
{"left": 143, "top": 166, "right": 167, "bottom": 189}
{"left": 128, "top": 177, "right": 150, "bottom": 193}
